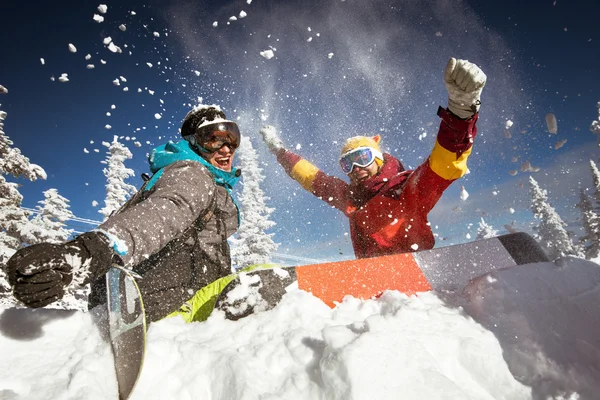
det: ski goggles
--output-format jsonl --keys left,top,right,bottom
{"left": 194, "top": 120, "right": 241, "bottom": 152}
{"left": 339, "top": 147, "right": 382, "bottom": 174}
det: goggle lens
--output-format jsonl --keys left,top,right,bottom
{"left": 195, "top": 121, "right": 241, "bottom": 152}
{"left": 339, "top": 147, "right": 377, "bottom": 174}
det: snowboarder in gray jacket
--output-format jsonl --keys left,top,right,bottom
{"left": 6, "top": 105, "right": 242, "bottom": 321}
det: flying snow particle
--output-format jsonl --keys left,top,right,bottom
{"left": 520, "top": 160, "right": 541, "bottom": 173}
{"left": 435, "top": 31, "right": 443, "bottom": 37}
{"left": 0, "top": 85, "right": 7, "bottom": 94}
{"left": 119, "top": 24, "right": 127, "bottom": 31}
{"left": 410, "top": 243, "right": 419, "bottom": 251}
{"left": 123, "top": 87, "right": 129, "bottom": 92}
{"left": 134, "top": 141, "right": 142, "bottom": 147}
{"left": 194, "top": 70, "right": 200, "bottom": 76}
{"left": 545, "top": 113, "right": 558, "bottom": 134}
{"left": 100, "top": 59, "right": 106, "bottom": 64}
{"left": 239, "top": 11, "right": 247, "bottom": 18}
{"left": 103, "top": 37, "right": 112, "bottom": 45}
{"left": 93, "top": 14, "right": 104, "bottom": 23}
{"left": 466, "top": 233, "right": 471, "bottom": 239}
{"left": 58, "top": 73, "right": 69, "bottom": 82}
{"left": 83, "top": 148, "right": 89, "bottom": 154}
{"left": 92, "top": 200, "right": 98, "bottom": 207}
{"left": 154, "top": 113, "right": 162, "bottom": 120}
{"left": 98, "top": 4, "right": 107, "bottom": 14}
{"left": 146, "top": 62, "right": 153, "bottom": 68}
{"left": 106, "top": 112, "right": 111, "bottom": 116}
{"left": 505, "top": 120, "right": 513, "bottom": 130}
{"left": 153, "top": 32, "right": 160, "bottom": 37}
{"left": 105, "top": 124, "right": 112, "bottom": 129}
{"left": 328, "top": 53, "right": 334, "bottom": 59}
{"left": 229, "top": 16, "right": 238, "bottom": 21}
{"left": 111, "top": 105, "right": 116, "bottom": 110}
{"left": 119, "top": 76, "right": 127, "bottom": 82}
{"left": 112, "top": 79, "right": 120, "bottom": 86}
{"left": 85, "top": 54, "right": 91, "bottom": 60}
{"left": 86, "top": 64, "right": 95, "bottom": 69}
{"left": 554, "top": 139, "right": 567, "bottom": 149}
{"left": 459, "top": 186, "right": 469, "bottom": 201}
{"left": 509, "top": 170, "right": 518, "bottom": 176}
{"left": 112, "top": 43, "right": 122, "bottom": 53}
{"left": 247, "top": 0, "right": 252, "bottom": 3}
{"left": 148, "top": 90, "right": 154, "bottom": 95}
{"left": 212, "top": 21, "right": 218, "bottom": 27}
{"left": 260, "top": 49, "right": 275, "bottom": 59}
{"left": 509, "top": 208, "right": 515, "bottom": 214}
{"left": 40, "top": 58, "right": 45, "bottom": 65}
{"left": 130, "top": 11, "right": 136, "bottom": 15}
{"left": 68, "top": 43, "right": 77, "bottom": 53}
{"left": 295, "top": 143, "right": 302, "bottom": 150}
{"left": 307, "top": 37, "right": 313, "bottom": 42}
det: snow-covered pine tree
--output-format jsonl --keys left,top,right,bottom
{"left": 29, "top": 188, "right": 74, "bottom": 244}
{"left": 591, "top": 101, "right": 600, "bottom": 140}
{"left": 576, "top": 188, "right": 600, "bottom": 261}
{"left": 98, "top": 135, "right": 137, "bottom": 220}
{"left": 230, "top": 136, "right": 278, "bottom": 269}
{"left": 0, "top": 109, "right": 47, "bottom": 300}
{"left": 476, "top": 217, "right": 498, "bottom": 239}
{"left": 528, "top": 176, "right": 583, "bottom": 259}
{"left": 589, "top": 159, "right": 600, "bottom": 207}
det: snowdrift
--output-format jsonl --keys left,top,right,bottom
{"left": 0, "top": 257, "right": 599, "bottom": 400}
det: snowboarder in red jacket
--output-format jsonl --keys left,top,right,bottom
{"left": 260, "top": 57, "right": 487, "bottom": 259}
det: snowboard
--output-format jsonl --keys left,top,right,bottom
{"left": 106, "top": 267, "right": 147, "bottom": 400}
{"left": 214, "top": 232, "right": 549, "bottom": 318}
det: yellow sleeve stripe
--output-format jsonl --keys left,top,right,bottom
{"left": 290, "top": 159, "right": 320, "bottom": 191}
{"left": 429, "top": 140, "right": 472, "bottom": 181}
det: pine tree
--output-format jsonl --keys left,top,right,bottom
{"left": 589, "top": 159, "right": 600, "bottom": 207}
{"left": 528, "top": 176, "right": 583, "bottom": 259}
{"left": 230, "top": 136, "right": 278, "bottom": 269}
{"left": 29, "top": 188, "right": 74, "bottom": 244}
{"left": 0, "top": 109, "right": 47, "bottom": 299}
{"left": 576, "top": 189, "right": 600, "bottom": 260}
{"left": 98, "top": 136, "right": 137, "bottom": 220}
{"left": 591, "top": 101, "right": 600, "bottom": 138}
{"left": 476, "top": 217, "right": 498, "bottom": 239}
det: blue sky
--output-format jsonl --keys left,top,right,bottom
{"left": 1, "top": 0, "right": 599, "bottom": 262}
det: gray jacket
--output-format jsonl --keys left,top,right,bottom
{"left": 89, "top": 155, "right": 239, "bottom": 322}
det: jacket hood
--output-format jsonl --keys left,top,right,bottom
{"left": 148, "top": 140, "right": 241, "bottom": 190}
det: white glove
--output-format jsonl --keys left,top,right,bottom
{"left": 444, "top": 58, "right": 487, "bottom": 119}
{"left": 259, "top": 125, "right": 285, "bottom": 154}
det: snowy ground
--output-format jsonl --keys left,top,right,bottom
{"left": 0, "top": 257, "right": 599, "bottom": 400}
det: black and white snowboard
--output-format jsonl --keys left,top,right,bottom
{"left": 106, "top": 267, "right": 147, "bottom": 400}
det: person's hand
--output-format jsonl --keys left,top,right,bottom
{"left": 259, "top": 125, "right": 285, "bottom": 154}
{"left": 444, "top": 58, "right": 487, "bottom": 119}
{"left": 7, "top": 232, "right": 114, "bottom": 307}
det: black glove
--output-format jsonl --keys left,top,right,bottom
{"left": 6, "top": 232, "right": 117, "bottom": 308}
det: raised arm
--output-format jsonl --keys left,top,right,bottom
{"left": 260, "top": 126, "right": 350, "bottom": 212}
{"left": 407, "top": 58, "right": 486, "bottom": 213}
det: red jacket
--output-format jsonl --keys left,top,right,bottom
{"left": 276, "top": 107, "right": 479, "bottom": 259}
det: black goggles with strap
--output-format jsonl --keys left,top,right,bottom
{"left": 193, "top": 120, "right": 241, "bottom": 152}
